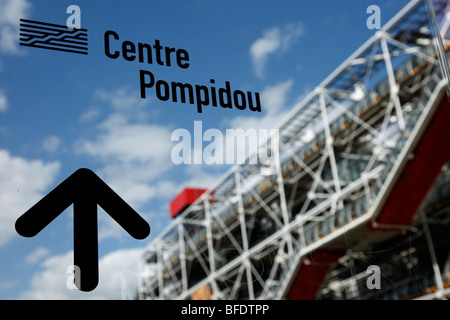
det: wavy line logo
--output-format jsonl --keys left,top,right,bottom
{"left": 19, "top": 18, "right": 88, "bottom": 55}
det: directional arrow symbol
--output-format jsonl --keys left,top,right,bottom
{"left": 15, "top": 168, "right": 150, "bottom": 292}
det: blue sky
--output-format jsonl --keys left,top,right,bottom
{"left": 0, "top": 0, "right": 413, "bottom": 299}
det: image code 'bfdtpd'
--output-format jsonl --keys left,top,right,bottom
{"left": 19, "top": 19, "right": 88, "bottom": 55}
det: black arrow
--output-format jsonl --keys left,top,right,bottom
{"left": 15, "top": 168, "right": 150, "bottom": 292}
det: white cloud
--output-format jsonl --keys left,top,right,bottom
{"left": 153, "top": 180, "right": 179, "bottom": 199}
{"left": 170, "top": 81, "right": 296, "bottom": 169}
{"left": 26, "top": 247, "right": 50, "bottom": 265}
{"left": 0, "top": 149, "right": 60, "bottom": 247}
{"left": 79, "top": 89, "right": 171, "bottom": 155}
{"left": 76, "top": 122, "right": 174, "bottom": 210}
{"left": 95, "top": 87, "right": 148, "bottom": 111}
{"left": 181, "top": 166, "right": 223, "bottom": 190}
{"left": 79, "top": 108, "right": 100, "bottom": 122}
{"left": 250, "top": 22, "right": 304, "bottom": 78}
{"left": 260, "top": 79, "right": 293, "bottom": 115}
{"left": 19, "top": 247, "right": 144, "bottom": 299}
{"left": 76, "top": 87, "right": 170, "bottom": 165}
{"left": 74, "top": 87, "right": 175, "bottom": 239}
{"left": 0, "top": 89, "right": 8, "bottom": 112}
{"left": 78, "top": 124, "right": 172, "bottom": 164}
{"left": 0, "top": 0, "right": 31, "bottom": 54}
{"left": 213, "top": 79, "right": 299, "bottom": 167}
{"left": 42, "top": 135, "right": 61, "bottom": 153}
{"left": 250, "top": 28, "right": 280, "bottom": 77}
{"left": 98, "top": 208, "right": 131, "bottom": 242}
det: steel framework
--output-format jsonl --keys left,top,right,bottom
{"left": 316, "top": 162, "right": 450, "bottom": 300}
{"left": 124, "top": 0, "right": 450, "bottom": 300}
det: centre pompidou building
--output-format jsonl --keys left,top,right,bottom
{"left": 125, "top": 0, "right": 450, "bottom": 300}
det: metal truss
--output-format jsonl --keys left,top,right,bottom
{"left": 127, "top": 0, "right": 450, "bottom": 300}
{"left": 317, "top": 164, "right": 450, "bottom": 300}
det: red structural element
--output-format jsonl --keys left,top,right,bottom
{"left": 170, "top": 188, "right": 207, "bottom": 219}
{"left": 371, "top": 95, "right": 450, "bottom": 229}
{"left": 287, "top": 248, "right": 345, "bottom": 300}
